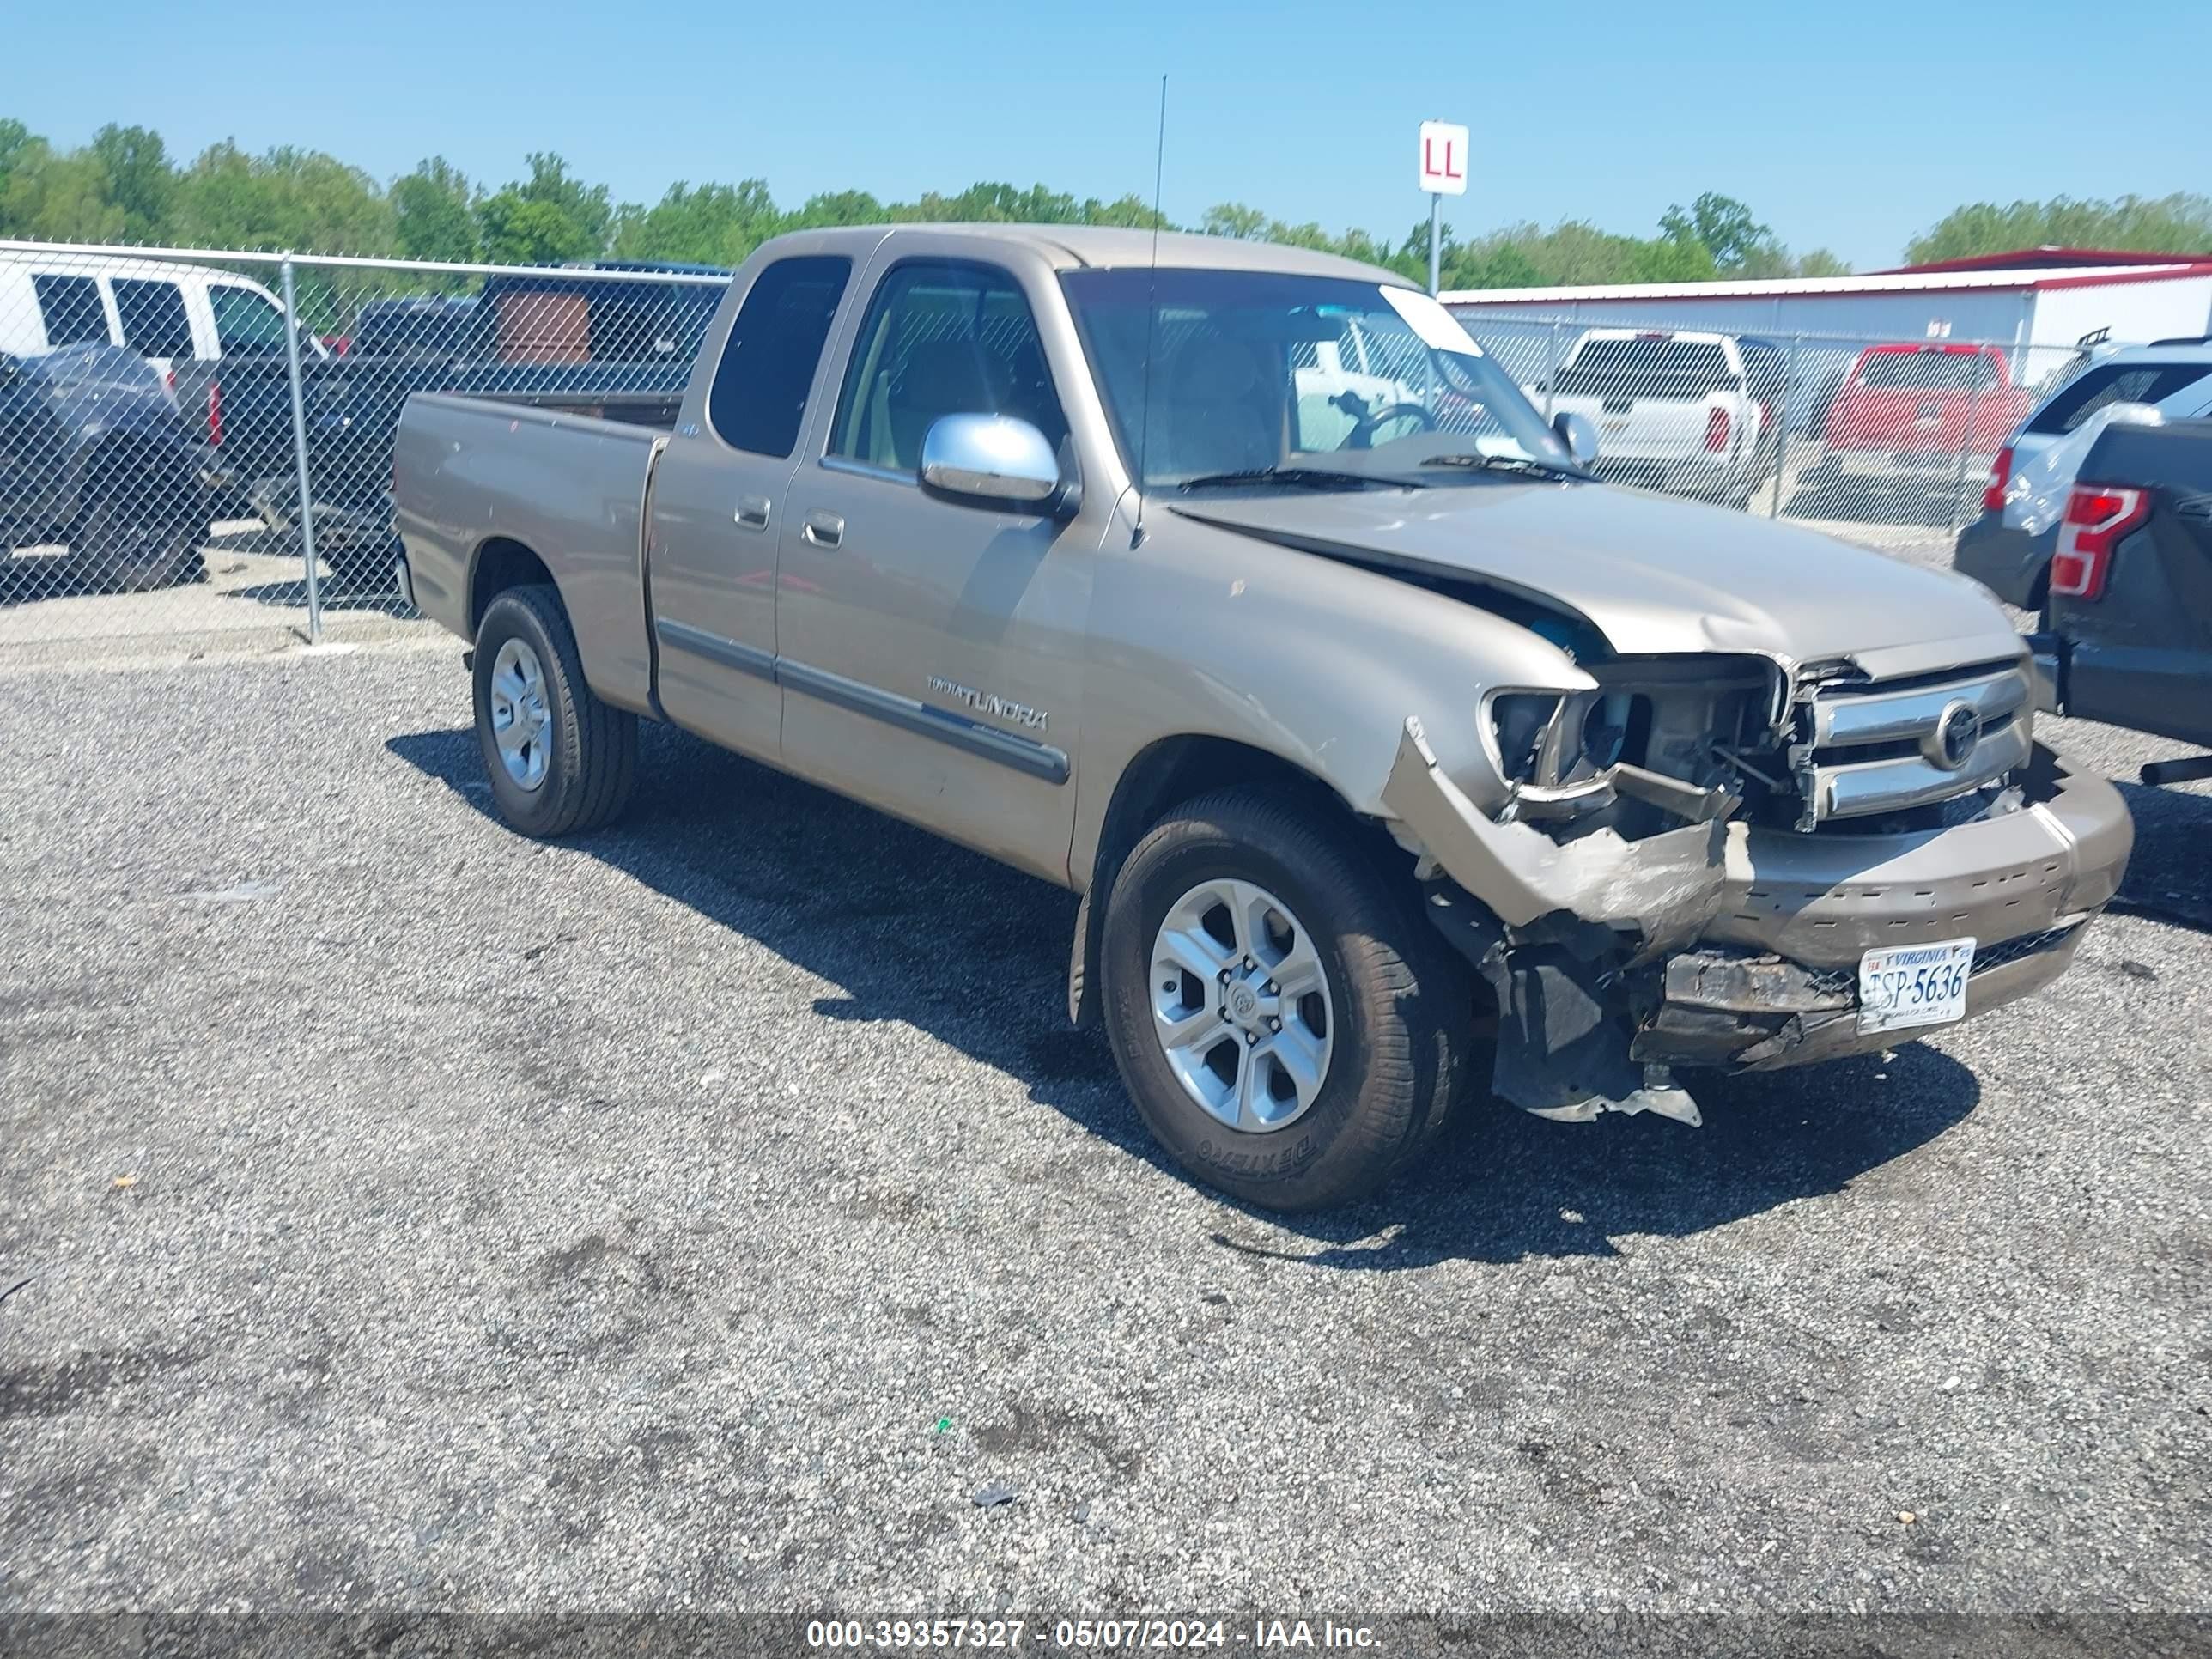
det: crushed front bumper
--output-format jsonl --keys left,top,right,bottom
{"left": 1389, "top": 727, "right": 2132, "bottom": 1107}
{"left": 1644, "top": 743, "right": 2127, "bottom": 1071}
{"left": 1696, "top": 743, "right": 2130, "bottom": 969}
{"left": 1632, "top": 922, "right": 2086, "bottom": 1073}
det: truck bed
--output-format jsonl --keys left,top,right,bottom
{"left": 178, "top": 353, "right": 687, "bottom": 538}
{"left": 393, "top": 392, "right": 665, "bottom": 708}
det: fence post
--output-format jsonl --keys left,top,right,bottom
{"left": 1542, "top": 321, "right": 1561, "bottom": 422}
{"left": 1950, "top": 362, "right": 1984, "bottom": 531}
{"left": 1770, "top": 332, "right": 1803, "bottom": 519}
{"left": 279, "top": 253, "right": 325, "bottom": 645}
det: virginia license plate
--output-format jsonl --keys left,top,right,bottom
{"left": 1857, "top": 937, "right": 1976, "bottom": 1034}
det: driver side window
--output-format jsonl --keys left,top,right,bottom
{"left": 828, "top": 260, "right": 1067, "bottom": 472}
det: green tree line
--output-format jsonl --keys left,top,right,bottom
{"left": 5, "top": 116, "right": 2209, "bottom": 288}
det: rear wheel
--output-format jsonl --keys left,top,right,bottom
{"left": 1100, "top": 788, "right": 1474, "bottom": 1211}
{"left": 70, "top": 477, "right": 204, "bottom": 593}
{"left": 472, "top": 585, "right": 638, "bottom": 837}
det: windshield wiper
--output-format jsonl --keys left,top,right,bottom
{"left": 1176, "top": 466, "right": 1422, "bottom": 493}
{"left": 1420, "top": 453, "right": 1591, "bottom": 483}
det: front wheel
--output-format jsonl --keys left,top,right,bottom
{"left": 472, "top": 585, "right": 638, "bottom": 837}
{"left": 1099, "top": 789, "right": 1474, "bottom": 1211}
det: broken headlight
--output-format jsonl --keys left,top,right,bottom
{"left": 1486, "top": 688, "right": 1645, "bottom": 789}
{"left": 1489, "top": 691, "right": 1565, "bottom": 784}
{"left": 1485, "top": 657, "right": 1788, "bottom": 828}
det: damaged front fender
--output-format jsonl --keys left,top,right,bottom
{"left": 1382, "top": 715, "right": 1735, "bottom": 955}
{"left": 1384, "top": 714, "right": 1735, "bottom": 1125}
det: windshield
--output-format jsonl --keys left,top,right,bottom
{"left": 1060, "top": 270, "right": 1567, "bottom": 489}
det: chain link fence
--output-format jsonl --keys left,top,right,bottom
{"left": 2, "top": 239, "right": 2129, "bottom": 653}
{"left": 1, "top": 240, "right": 727, "bottom": 650}
{"left": 1457, "top": 312, "right": 2112, "bottom": 533}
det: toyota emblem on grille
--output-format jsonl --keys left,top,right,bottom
{"left": 1928, "top": 701, "right": 1983, "bottom": 771}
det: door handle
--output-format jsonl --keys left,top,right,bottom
{"left": 734, "top": 495, "right": 771, "bottom": 532}
{"left": 801, "top": 509, "right": 844, "bottom": 549}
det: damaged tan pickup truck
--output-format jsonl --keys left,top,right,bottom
{"left": 392, "top": 226, "right": 2133, "bottom": 1211}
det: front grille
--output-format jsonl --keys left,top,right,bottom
{"left": 1970, "top": 926, "right": 2078, "bottom": 975}
{"left": 1796, "top": 659, "right": 2033, "bottom": 829}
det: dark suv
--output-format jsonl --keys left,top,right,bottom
{"left": 1957, "top": 340, "right": 2212, "bottom": 609}
{"left": 2031, "top": 416, "right": 2212, "bottom": 786}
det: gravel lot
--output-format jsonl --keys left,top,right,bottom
{"left": 0, "top": 522, "right": 421, "bottom": 667}
{"left": 2, "top": 574, "right": 2207, "bottom": 1626}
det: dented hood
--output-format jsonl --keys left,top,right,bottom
{"left": 1171, "top": 483, "right": 2025, "bottom": 677}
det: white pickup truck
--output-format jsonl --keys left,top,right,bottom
{"left": 1543, "top": 329, "right": 1784, "bottom": 507}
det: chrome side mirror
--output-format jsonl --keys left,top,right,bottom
{"left": 920, "top": 414, "right": 1073, "bottom": 515}
{"left": 1553, "top": 410, "right": 1600, "bottom": 468}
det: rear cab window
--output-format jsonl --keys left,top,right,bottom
{"left": 209, "top": 285, "right": 290, "bottom": 355}
{"left": 2027, "top": 361, "right": 2212, "bottom": 434}
{"left": 592, "top": 283, "right": 720, "bottom": 364}
{"left": 112, "top": 278, "right": 194, "bottom": 357}
{"left": 1560, "top": 337, "right": 1735, "bottom": 398}
{"left": 706, "top": 256, "right": 854, "bottom": 458}
{"left": 33, "top": 274, "right": 110, "bottom": 347}
{"left": 479, "top": 269, "right": 726, "bottom": 366}
{"left": 1856, "top": 349, "right": 1997, "bottom": 391}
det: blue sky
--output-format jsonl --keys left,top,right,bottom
{"left": 10, "top": 0, "right": 2206, "bottom": 267}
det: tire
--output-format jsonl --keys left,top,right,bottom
{"left": 472, "top": 585, "right": 638, "bottom": 838}
{"left": 1099, "top": 788, "right": 1474, "bottom": 1212}
{"left": 325, "top": 539, "right": 393, "bottom": 592}
{"left": 70, "top": 478, "right": 204, "bottom": 593}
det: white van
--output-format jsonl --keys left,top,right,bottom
{"left": 0, "top": 251, "right": 320, "bottom": 382}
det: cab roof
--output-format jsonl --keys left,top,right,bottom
{"left": 769, "top": 223, "right": 1413, "bottom": 285}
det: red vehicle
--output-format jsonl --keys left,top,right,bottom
{"left": 1814, "top": 343, "right": 2032, "bottom": 495}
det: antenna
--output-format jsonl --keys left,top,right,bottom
{"left": 1132, "top": 73, "right": 1167, "bottom": 548}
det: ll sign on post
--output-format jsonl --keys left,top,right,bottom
{"left": 1418, "top": 119, "right": 1468, "bottom": 295}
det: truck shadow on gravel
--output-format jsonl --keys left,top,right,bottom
{"left": 389, "top": 721, "right": 1984, "bottom": 1267}
{"left": 2107, "top": 780, "right": 2212, "bottom": 934}
{"left": 1212, "top": 1044, "right": 1978, "bottom": 1269}
{"left": 228, "top": 577, "right": 419, "bottom": 617}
